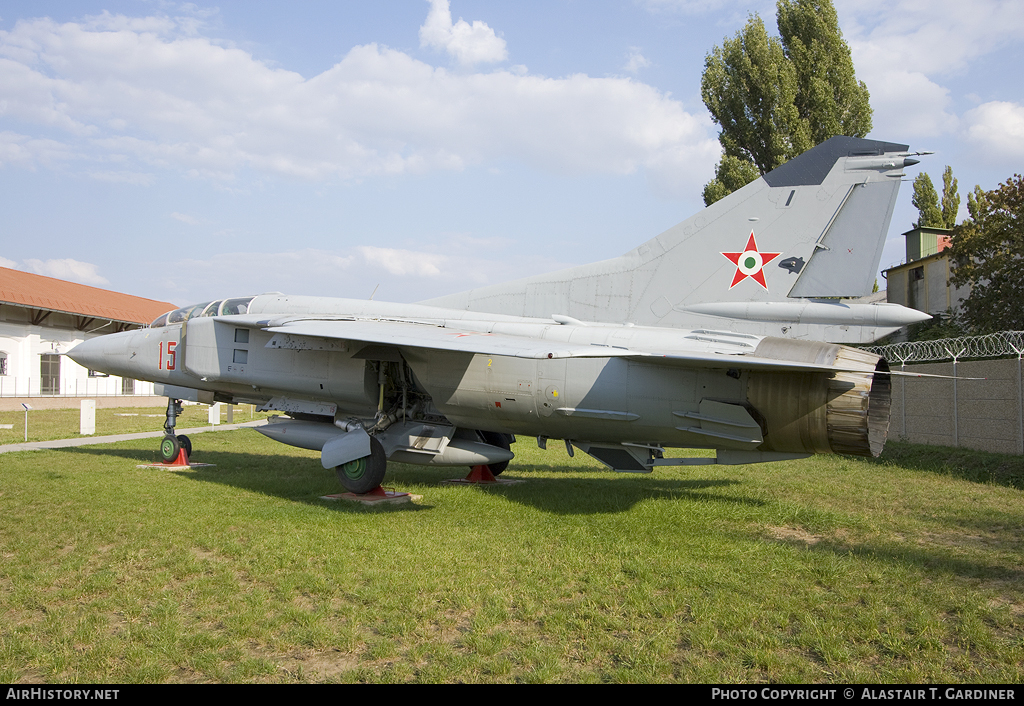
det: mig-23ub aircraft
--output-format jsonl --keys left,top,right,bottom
{"left": 69, "top": 136, "right": 931, "bottom": 494}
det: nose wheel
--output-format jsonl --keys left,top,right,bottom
{"left": 160, "top": 434, "right": 181, "bottom": 462}
{"left": 158, "top": 398, "right": 193, "bottom": 464}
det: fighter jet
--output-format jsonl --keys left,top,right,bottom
{"left": 69, "top": 136, "right": 930, "bottom": 494}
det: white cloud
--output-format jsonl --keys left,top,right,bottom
{"left": 963, "top": 101, "right": 1024, "bottom": 166}
{"left": 839, "top": 0, "right": 1024, "bottom": 76}
{"left": 88, "top": 170, "right": 155, "bottom": 185}
{"left": 853, "top": 63, "right": 957, "bottom": 139}
{"left": 419, "top": 0, "right": 507, "bottom": 66}
{"left": 0, "top": 131, "right": 76, "bottom": 168}
{"left": 170, "top": 211, "right": 201, "bottom": 225}
{"left": 0, "top": 13, "right": 717, "bottom": 196}
{"left": 0, "top": 256, "right": 18, "bottom": 269}
{"left": 133, "top": 241, "right": 579, "bottom": 305}
{"left": 623, "top": 48, "right": 651, "bottom": 74}
{"left": 358, "top": 246, "right": 446, "bottom": 278}
{"left": 640, "top": 0, "right": 773, "bottom": 15}
{"left": 838, "top": 0, "right": 1024, "bottom": 140}
{"left": 24, "top": 258, "right": 110, "bottom": 286}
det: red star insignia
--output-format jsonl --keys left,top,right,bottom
{"left": 721, "top": 232, "right": 781, "bottom": 290}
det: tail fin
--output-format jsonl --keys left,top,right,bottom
{"left": 425, "top": 137, "right": 913, "bottom": 330}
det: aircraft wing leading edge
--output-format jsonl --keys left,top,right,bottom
{"left": 258, "top": 317, "right": 888, "bottom": 375}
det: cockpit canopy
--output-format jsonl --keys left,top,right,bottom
{"left": 149, "top": 297, "right": 255, "bottom": 328}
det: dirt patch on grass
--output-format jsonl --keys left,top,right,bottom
{"left": 766, "top": 526, "right": 824, "bottom": 545}
{"left": 274, "top": 648, "right": 361, "bottom": 681}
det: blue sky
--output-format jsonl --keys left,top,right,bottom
{"left": 2, "top": 0, "right": 1022, "bottom": 310}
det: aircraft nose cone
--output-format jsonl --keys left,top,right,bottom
{"left": 68, "top": 334, "right": 126, "bottom": 377}
{"left": 68, "top": 336, "right": 115, "bottom": 374}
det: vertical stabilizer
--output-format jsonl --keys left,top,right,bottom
{"left": 424, "top": 137, "right": 914, "bottom": 337}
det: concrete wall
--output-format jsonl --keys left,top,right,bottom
{"left": 0, "top": 396, "right": 167, "bottom": 412}
{"left": 888, "top": 358, "right": 1024, "bottom": 454}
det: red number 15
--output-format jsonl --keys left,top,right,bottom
{"left": 158, "top": 341, "right": 177, "bottom": 371}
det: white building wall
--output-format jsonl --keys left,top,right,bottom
{"left": 0, "top": 320, "right": 154, "bottom": 398}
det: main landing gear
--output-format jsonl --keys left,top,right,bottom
{"left": 334, "top": 436, "right": 387, "bottom": 495}
{"left": 452, "top": 431, "right": 517, "bottom": 485}
{"left": 478, "top": 431, "right": 511, "bottom": 476}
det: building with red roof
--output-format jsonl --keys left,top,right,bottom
{"left": 0, "top": 267, "right": 177, "bottom": 399}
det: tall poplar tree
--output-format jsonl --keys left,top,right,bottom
{"left": 912, "top": 166, "right": 960, "bottom": 229}
{"left": 701, "top": 0, "right": 872, "bottom": 205}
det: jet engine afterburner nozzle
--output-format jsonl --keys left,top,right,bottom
{"left": 746, "top": 338, "right": 892, "bottom": 458}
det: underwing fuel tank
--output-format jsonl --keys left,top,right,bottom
{"left": 255, "top": 417, "right": 514, "bottom": 467}
{"left": 747, "top": 339, "right": 891, "bottom": 457}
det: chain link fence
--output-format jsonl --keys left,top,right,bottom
{"left": 864, "top": 332, "right": 1024, "bottom": 454}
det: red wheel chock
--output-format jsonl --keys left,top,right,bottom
{"left": 169, "top": 448, "right": 190, "bottom": 466}
{"left": 137, "top": 448, "right": 215, "bottom": 470}
{"left": 465, "top": 465, "right": 499, "bottom": 483}
{"left": 442, "top": 465, "right": 522, "bottom": 486}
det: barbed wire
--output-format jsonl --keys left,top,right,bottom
{"left": 864, "top": 331, "right": 1024, "bottom": 363}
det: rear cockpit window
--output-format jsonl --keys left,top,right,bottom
{"left": 220, "top": 297, "right": 254, "bottom": 316}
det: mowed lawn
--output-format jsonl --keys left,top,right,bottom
{"left": 0, "top": 405, "right": 269, "bottom": 445}
{"left": 0, "top": 429, "right": 1021, "bottom": 683}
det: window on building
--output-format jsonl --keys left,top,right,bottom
{"left": 40, "top": 354, "right": 60, "bottom": 395}
{"left": 121, "top": 377, "right": 135, "bottom": 395}
{"left": 0, "top": 351, "right": 7, "bottom": 376}
{"left": 910, "top": 266, "right": 925, "bottom": 281}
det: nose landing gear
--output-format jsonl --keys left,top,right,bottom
{"left": 151, "top": 397, "right": 198, "bottom": 467}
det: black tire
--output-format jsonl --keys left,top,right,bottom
{"left": 479, "top": 431, "right": 512, "bottom": 476}
{"left": 335, "top": 436, "right": 387, "bottom": 494}
{"left": 160, "top": 434, "right": 180, "bottom": 463}
{"left": 176, "top": 435, "right": 192, "bottom": 458}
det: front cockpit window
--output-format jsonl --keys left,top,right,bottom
{"left": 199, "top": 300, "right": 223, "bottom": 317}
{"left": 162, "top": 301, "right": 211, "bottom": 326}
{"left": 149, "top": 297, "right": 256, "bottom": 328}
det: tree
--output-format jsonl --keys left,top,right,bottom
{"left": 702, "top": 155, "right": 763, "bottom": 209}
{"left": 949, "top": 174, "right": 1024, "bottom": 332}
{"left": 777, "top": 0, "right": 872, "bottom": 144}
{"left": 912, "top": 166, "right": 960, "bottom": 229}
{"left": 941, "top": 165, "right": 960, "bottom": 229}
{"left": 700, "top": 0, "right": 871, "bottom": 205}
{"left": 912, "top": 173, "right": 943, "bottom": 228}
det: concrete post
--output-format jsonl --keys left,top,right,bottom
{"left": 80, "top": 399, "right": 96, "bottom": 435}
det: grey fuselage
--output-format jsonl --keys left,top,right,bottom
{"left": 70, "top": 293, "right": 889, "bottom": 461}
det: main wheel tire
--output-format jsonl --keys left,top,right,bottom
{"left": 335, "top": 436, "right": 387, "bottom": 494}
{"left": 160, "top": 434, "right": 180, "bottom": 463}
{"left": 479, "top": 431, "right": 512, "bottom": 476}
{"left": 176, "top": 434, "right": 192, "bottom": 458}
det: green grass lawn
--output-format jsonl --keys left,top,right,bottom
{"left": 0, "top": 432, "right": 1021, "bottom": 683}
{"left": 0, "top": 405, "right": 268, "bottom": 445}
